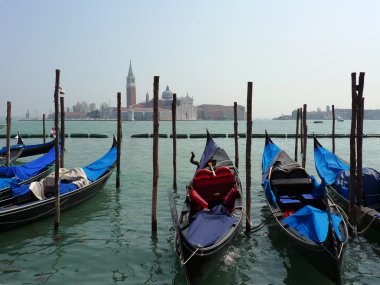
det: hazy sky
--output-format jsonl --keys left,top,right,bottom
{"left": 1, "top": 1, "right": 380, "bottom": 119}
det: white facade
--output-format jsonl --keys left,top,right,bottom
{"left": 177, "top": 94, "right": 197, "bottom": 120}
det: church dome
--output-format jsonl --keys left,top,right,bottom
{"left": 162, "top": 85, "right": 173, "bottom": 100}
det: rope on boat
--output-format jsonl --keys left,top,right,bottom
{"left": 232, "top": 206, "right": 279, "bottom": 233}
{"left": 330, "top": 202, "right": 378, "bottom": 235}
{"left": 357, "top": 209, "right": 379, "bottom": 234}
{"left": 182, "top": 247, "right": 200, "bottom": 265}
{"left": 330, "top": 203, "right": 357, "bottom": 234}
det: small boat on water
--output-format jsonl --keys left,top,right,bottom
{"left": 169, "top": 131, "right": 243, "bottom": 284}
{"left": 0, "top": 145, "right": 56, "bottom": 201}
{"left": 0, "top": 133, "right": 55, "bottom": 161}
{"left": 314, "top": 137, "right": 380, "bottom": 232}
{"left": 0, "top": 137, "right": 117, "bottom": 231}
{"left": 0, "top": 146, "right": 24, "bottom": 166}
{"left": 261, "top": 132, "right": 348, "bottom": 282}
{"left": 313, "top": 120, "right": 323, "bottom": 124}
{"left": 16, "top": 133, "right": 55, "bottom": 158}
{"left": 337, "top": 116, "right": 344, "bottom": 122}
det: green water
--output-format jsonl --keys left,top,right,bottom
{"left": 0, "top": 120, "right": 379, "bottom": 284}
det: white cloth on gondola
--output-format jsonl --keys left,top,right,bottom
{"left": 29, "top": 167, "right": 90, "bottom": 200}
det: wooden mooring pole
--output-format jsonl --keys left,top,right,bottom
{"left": 42, "top": 114, "right": 46, "bottom": 143}
{"left": 116, "top": 92, "right": 122, "bottom": 188}
{"left": 6, "top": 102, "right": 11, "bottom": 166}
{"left": 332, "top": 105, "right": 336, "bottom": 154}
{"left": 172, "top": 93, "right": 177, "bottom": 191}
{"left": 152, "top": 76, "right": 160, "bottom": 233}
{"left": 54, "top": 69, "right": 61, "bottom": 231}
{"left": 60, "top": 96, "right": 65, "bottom": 168}
{"left": 349, "top": 73, "right": 358, "bottom": 225}
{"left": 234, "top": 102, "right": 239, "bottom": 169}
{"left": 300, "top": 107, "right": 304, "bottom": 156}
{"left": 246, "top": 82, "right": 252, "bottom": 232}
{"left": 294, "top": 108, "right": 300, "bottom": 161}
{"left": 355, "top": 73, "right": 365, "bottom": 227}
{"left": 302, "top": 104, "right": 307, "bottom": 168}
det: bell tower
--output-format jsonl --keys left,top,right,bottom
{"left": 126, "top": 60, "right": 136, "bottom": 108}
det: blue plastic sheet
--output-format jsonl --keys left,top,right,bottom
{"left": 82, "top": 145, "right": 117, "bottom": 181}
{"left": 12, "top": 182, "right": 78, "bottom": 197}
{"left": 335, "top": 168, "right": 380, "bottom": 204}
{"left": 0, "top": 145, "right": 56, "bottom": 181}
{"left": 283, "top": 205, "right": 343, "bottom": 243}
{"left": 262, "top": 142, "right": 281, "bottom": 175}
{"left": 198, "top": 133, "right": 218, "bottom": 170}
{"left": 186, "top": 205, "right": 237, "bottom": 247}
{"left": 314, "top": 145, "right": 349, "bottom": 185}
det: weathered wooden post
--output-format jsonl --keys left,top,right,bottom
{"left": 234, "top": 102, "right": 239, "bottom": 169}
{"left": 152, "top": 76, "right": 160, "bottom": 233}
{"left": 349, "top": 73, "right": 358, "bottom": 224}
{"left": 300, "top": 107, "right": 304, "bottom": 155}
{"left": 5, "top": 102, "right": 11, "bottom": 166}
{"left": 60, "top": 96, "right": 65, "bottom": 168}
{"left": 246, "top": 82, "right": 252, "bottom": 232}
{"left": 302, "top": 104, "right": 307, "bottom": 168}
{"left": 43, "top": 114, "right": 46, "bottom": 143}
{"left": 355, "top": 72, "right": 365, "bottom": 227}
{"left": 54, "top": 69, "right": 61, "bottom": 231}
{"left": 116, "top": 92, "right": 122, "bottom": 188}
{"left": 172, "top": 93, "right": 177, "bottom": 191}
{"left": 332, "top": 105, "right": 336, "bottom": 153}
{"left": 295, "top": 108, "right": 300, "bottom": 161}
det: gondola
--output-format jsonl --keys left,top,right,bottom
{"left": 0, "top": 137, "right": 117, "bottom": 231}
{"left": 0, "top": 145, "right": 24, "bottom": 166}
{"left": 314, "top": 137, "right": 380, "bottom": 232}
{"left": 0, "top": 133, "right": 55, "bottom": 159}
{"left": 262, "top": 132, "right": 348, "bottom": 282}
{"left": 0, "top": 145, "right": 56, "bottom": 201}
{"left": 169, "top": 132, "right": 243, "bottom": 284}
{"left": 16, "top": 133, "right": 55, "bottom": 158}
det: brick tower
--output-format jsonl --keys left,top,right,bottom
{"left": 126, "top": 60, "right": 136, "bottom": 108}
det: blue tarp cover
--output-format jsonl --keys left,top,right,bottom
{"left": 198, "top": 133, "right": 218, "bottom": 170}
{"left": 262, "top": 142, "right": 281, "bottom": 175}
{"left": 186, "top": 204, "right": 237, "bottom": 247}
{"left": 82, "top": 145, "right": 117, "bottom": 181}
{"left": 11, "top": 142, "right": 116, "bottom": 198}
{"left": 0, "top": 144, "right": 23, "bottom": 155}
{"left": 12, "top": 181, "right": 78, "bottom": 197}
{"left": 0, "top": 145, "right": 56, "bottom": 189}
{"left": 283, "top": 205, "right": 343, "bottom": 243}
{"left": 314, "top": 145, "right": 349, "bottom": 185}
{"left": 335, "top": 168, "right": 380, "bottom": 203}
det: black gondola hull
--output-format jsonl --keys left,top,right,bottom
{"left": 266, "top": 201, "right": 343, "bottom": 282}
{"left": 0, "top": 166, "right": 54, "bottom": 202}
{"left": 0, "top": 168, "right": 114, "bottom": 231}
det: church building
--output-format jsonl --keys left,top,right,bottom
{"left": 123, "top": 62, "right": 197, "bottom": 121}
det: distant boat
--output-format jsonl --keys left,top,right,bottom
{"left": 0, "top": 124, "right": 5, "bottom": 129}
{"left": 337, "top": 116, "right": 344, "bottom": 122}
{"left": 313, "top": 120, "right": 323, "bottom": 124}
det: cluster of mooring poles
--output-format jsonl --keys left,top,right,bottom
{"left": 153, "top": 80, "right": 254, "bottom": 234}
{"left": 292, "top": 73, "right": 366, "bottom": 230}
{"left": 293, "top": 105, "right": 308, "bottom": 166}
{"left": 49, "top": 70, "right": 122, "bottom": 233}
